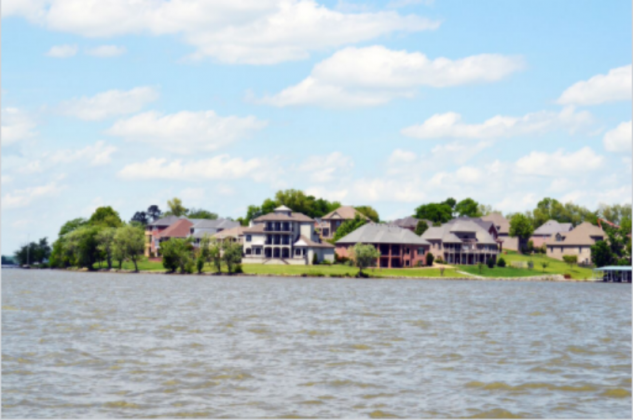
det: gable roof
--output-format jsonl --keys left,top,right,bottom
{"left": 336, "top": 224, "right": 430, "bottom": 245}
{"left": 322, "top": 206, "right": 368, "bottom": 221}
{"left": 421, "top": 219, "right": 498, "bottom": 245}
{"left": 253, "top": 212, "right": 314, "bottom": 223}
{"left": 148, "top": 215, "right": 181, "bottom": 227}
{"left": 294, "top": 235, "right": 335, "bottom": 248}
{"left": 212, "top": 226, "right": 249, "bottom": 240}
{"left": 192, "top": 218, "right": 240, "bottom": 230}
{"left": 545, "top": 222, "right": 604, "bottom": 246}
{"left": 389, "top": 216, "right": 431, "bottom": 229}
{"left": 159, "top": 219, "right": 193, "bottom": 238}
{"left": 481, "top": 213, "right": 510, "bottom": 235}
{"left": 533, "top": 220, "right": 574, "bottom": 236}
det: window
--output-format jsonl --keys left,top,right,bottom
{"left": 255, "top": 247, "right": 261, "bottom": 255}
{"left": 246, "top": 248, "right": 252, "bottom": 255}
{"left": 578, "top": 247, "right": 582, "bottom": 253}
{"left": 295, "top": 248, "right": 302, "bottom": 256}
{"left": 418, "top": 247, "right": 426, "bottom": 255}
{"left": 246, "top": 235, "right": 252, "bottom": 242}
{"left": 323, "top": 228, "right": 330, "bottom": 237}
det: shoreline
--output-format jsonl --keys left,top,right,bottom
{"left": 19, "top": 267, "right": 607, "bottom": 283}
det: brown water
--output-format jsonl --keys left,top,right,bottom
{"left": 2, "top": 269, "right": 631, "bottom": 418}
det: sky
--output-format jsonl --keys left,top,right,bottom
{"left": 1, "top": 0, "right": 632, "bottom": 253}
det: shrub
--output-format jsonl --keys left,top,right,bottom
{"left": 312, "top": 252, "right": 318, "bottom": 265}
{"left": 196, "top": 256, "right": 204, "bottom": 274}
{"left": 435, "top": 256, "right": 445, "bottom": 264}
{"left": 527, "top": 260, "right": 534, "bottom": 270}
{"left": 417, "top": 260, "right": 424, "bottom": 267}
{"left": 477, "top": 262, "right": 484, "bottom": 274}
{"left": 527, "top": 240, "right": 534, "bottom": 253}
{"left": 497, "top": 257, "right": 506, "bottom": 268}
{"left": 486, "top": 257, "right": 495, "bottom": 268}
{"left": 426, "top": 252, "right": 435, "bottom": 266}
{"left": 320, "top": 259, "right": 332, "bottom": 265}
{"left": 233, "top": 263, "right": 243, "bottom": 274}
{"left": 562, "top": 255, "right": 578, "bottom": 268}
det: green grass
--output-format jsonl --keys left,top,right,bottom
{"left": 458, "top": 250, "right": 596, "bottom": 280}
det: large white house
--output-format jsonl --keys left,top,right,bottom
{"left": 242, "top": 205, "right": 335, "bottom": 265}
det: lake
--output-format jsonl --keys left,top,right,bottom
{"left": 2, "top": 269, "right": 631, "bottom": 418}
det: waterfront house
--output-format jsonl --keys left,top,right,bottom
{"left": 212, "top": 225, "right": 249, "bottom": 243}
{"left": 545, "top": 222, "right": 604, "bottom": 264}
{"left": 481, "top": 212, "right": 520, "bottom": 251}
{"left": 531, "top": 220, "right": 573, "bottom": 248}
{"left": 335, "top": 224, "right": 431, "bottom": 268}
{"left": 420, "top": 217, "right": 500, "bottom": 265}
{"left": 388, "top": 216, "right": 432, "bottom": 232}
{"left": 145, "top": 215, "right": 181, "bottom": 257}
{"left": 242, "top": 205, "right": 335, "bottom": 265}
{"left": 320, "top": 206, "right": 370, "bottom": 239}
{"left": 189, "top": 218, "right": 240, "bottom": 247}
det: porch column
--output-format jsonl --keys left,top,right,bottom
{"left": 388, "top": 244, "right": 392, "bottom": 268}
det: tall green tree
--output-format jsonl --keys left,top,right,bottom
{"left": 509, "top": 213, "right": 534, "bottom": 253}
{"left": 350, "top": 243, "right": 381, "bottom": 276}
{"left": 222, "top": 241, "right": 243, "bottom": 274}
{"left": 13, "top": 238, "right": 51, "bottom": 265}
{"left": 160, "top": 238, "right": 194, "bottom": 273}
{"left": 332, "top": 215, "right": 368, "bottom": 242}
{"left": 96, "top": 228, "right": 117, "bottom": 269}
{"left": 454, "top": 198, "right": 481, "bottom": 218}
{"left": 414, "top": 203, "right": 453, "bottom": 224}
{"left": 591, "top": 240, "right": 614, "bottom": 268}
{"left": 164, "top": 197, "right": 188, "bottom": 217}
{"left": 112, "top": 225, "right": 146, "bottom": 272}
{"left": 64, "top": 225, "right": 102, "bottom": 269}
{"left": 354, "top": 205, "right": 380, "bottom": 222}
{"left": 415, "top": 220, "right": 429, "bottom": 236}
{"left": 89, "top": 206, "right": 123, "bottom": 228}
{"left": 187, "top": 208, "right": 218, "bottom": 220}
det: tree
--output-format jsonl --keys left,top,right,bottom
{"left": 478, "top": 204, "right": 499, "bottom": 217}
{"left": 200, "top": 234, "right": 222, "bottom": 273}
{"left": 64, "top": 226, "right": 102, "bottom": 269}
{"left": 350, "top": 243, "right": 380, "bottom": 276}
{"left": 160, "top": 238, "right": 194, "bottom": 273}
{"left": 414, "top": 203, "right": 453, "bottom": 224}
{"left": 415, "top": 220, "right": 429, "bottom": 236}
{"left": 130, "top": 211, "right": 149, "bottom": 226}
{"left": 96, "top": 228, "right": 117, "bottom": 269}
{"left": 591, "top": 240, "right": 614, "bottom": 268}
{"left": 89, "top": 206, "right": 123, "bottom": 228}
{"left": 486, "top": 257, "right": 495, "bottom": 269}
{"left": 59, "top": 218, "right": 88, "bottom": 236}
{"left": 243, "top": 190, "right": 342, "bottom": 223}
{"left": 164, "top": 197, "right": 188, "bottom": 217}
{"left": 454, "top": 198, "right": 481, "bottom": 218}
{"left": 477, "top": 262, "right": 484, "bottom": 274}
{"left": 187, "top": 208, "right": 218, "bottom": 220}
{"left": 13, "top": 238, "right": 51, "bottom": 265}
{"left": 562, "top": 255, "right": 577, "bottom": 268}
{"left": 441, "top": 198, "right": 456, "bottom": 209}
{"left": 598, "top": 203, "right": 632, "bottom": 225}
{"left": 113, "top": 225, "right": 145, "bottom": 272}
{"left": 426, "top": 252, "right": 435, "bottom": 266}
{"left": 332, "top": 215, "right": 368, "bottom": 242}
{"left": 222, "top": 241, "right": 243, "bottom": 274}
{"left": 509, "top": 213, "right": 534, "bottom": 253}
{"left": 540, "top": 262, "right": 549, "bottom": 273}
{"left": 354, "top": 206, "right": 380, "bottom": 223}
{"left": 147, "top": 205, "right": 162, "bottom": 222}
{"left": 497, "top": 257, "right": 506, "bottom": 268}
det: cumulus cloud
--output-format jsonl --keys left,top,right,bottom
{"left": 514, "top": 147, "right": 604, "bottom": 177}
{"left": 401, "top": 106, "right": 592, "bottom": 139}
{"left": 260, "top": 46, "right": 524, "bottom": 107}
{"left": 2, "top": 182, "right": 65, "bottom": 210}
{"left": 18, "top": 141, "right": 117, "bottom": 174}
{"left": 86, "top": 45, "right": 126, "bottom": 57}
{"left": 118, "top": 155, "right": 274, "bottom": 181}
{"left": 107, "top": 110, "right": 267, "bottom": 153}
{"left": 1, "top": 108, "right": 38, "bottom": 145}
{"left": 58, "top": 87, "right": 159, "bottom": 121}
{"left": 297, "top": 152, "right": 354, "bottom": 182}
{"left": 5, "top": 0, "right": 440, "bottom": 65}
{"left": 557, "top": 65, "right": 632, "bottom": 106}
{"left": 603, "top": 121, "right": 631, "bottom": 152}
{"left": 45, "top": 44, "right": 77, "bottom": 57}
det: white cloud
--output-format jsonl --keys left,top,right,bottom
{"left": 45, "top": 44, "right": 77, "bottom": 58}
{"left": 557, "top": 65, "right": 632, "bottom": 106}
{"left": 86, "top": 45, "right": 126, "bottom": 57}
{"left": 298, "top": 152, "right": 354, "bottom": 182}
{"left": 350, "top": 178, "right": 426, "bottom": 202}
{"left": 402, "top": 106, "right": 592, "bottom": 139}
{"left": 388, "top": 149, "right": 417, "bottom": 164}
{"left": 1, "top": 108, "right": 37, "bottom": 145}
{"left": 118, "top": 155, "right": 274, "bottom": 182}
{"left": 18, "top": 141, "right": 117, "bottom": 174}
{"left": 304, "top": 186, "right": 349, "bottom": 202}
{"left": 2, "top": 182, "right": 65, "bottom": 210}
{"left": 603, "top": 121, "right": 631, "bottom": 152}
{"left": 6, "top": 0, "right": 440, "bottom": 65}
{"left": 259, "top": 45, "right": 524, "bottom": 107}
{"left": 515, "top": 147, "right": 604, "bottom": 177}
{"left": 107, "top": 110, "right": 267, "bottom": 153}
{"left": 58, "top": 87, "right": 159, "bottom": 121}
{"left": 1, "top": 175, "right": 13, "bottom": 185}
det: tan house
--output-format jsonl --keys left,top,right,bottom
{"left": 481, "top": 213, "right": 520, "bottom": 251}
{"left": 531, "top": 220, "right": 573, "bottom": 248}
{"left": 320, "top": 206, "right": 370, "bottom": 239}
{"left": 545, "top": 222, "right": 605, "bottom": 264}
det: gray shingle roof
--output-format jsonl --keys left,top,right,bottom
{"left": 421, "top": 220, "right": 498, "bottom": 245}
{"left": 148, "top": 215, "right": 181, "bottom": 227}
{"left": 254, "top": 212, "right": 314, "bottom": 223}
{"left": 191, "top": 218, "right": 240, "bottom": 230}
{"left": 533, "top": 220, "right": 573, "bottom": 236}
{"left": 336, "top": 224, "right": 430, "bottom": 245}
{"left": 389, "top": 216, "right": 431, "bottom": 229}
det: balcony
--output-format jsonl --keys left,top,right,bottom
{"left": 263, "top": 223, "right": 292, "bottom": 232}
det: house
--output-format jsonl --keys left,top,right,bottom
{"left": 189, "top": 218, "right": 240, "bottom": 247}
{"left": 531, "top": 220, "right": 573, "bottom": 248}
{"left": 420, "top": 217, "right": 500, "bottom": 265}
{"left": 481, "top": 212, "right": 520, "bottom": 251}
{"left": 320, "top": 206, "right": 370, "bottom": 239}
{"left": 335, "top": 224, "right": 431, "bottom": 268}
{"left": 212, "top": 226, "right": 250, "bottom": 243}
{"left": 145, "top": 215, "right": 182, "bottom": 257}
{"left": 545, "top": 222, "right": 604, "bottom": 264}
{"left": 388, "top": 216, "right": 432, "bottom": 232}
{"left": 242, "top": 205, "right": 335, "bottom": 265}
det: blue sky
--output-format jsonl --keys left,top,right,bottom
{"left": 2, "top": 0, "right": 631, "bottom": 253}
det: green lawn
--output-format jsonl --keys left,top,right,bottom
{"left": 457, "top": 250, "right": 596, "bottom": 280}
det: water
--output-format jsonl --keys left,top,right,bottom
{"left": 2, "top": 270, "right": 631, "bottom": 418}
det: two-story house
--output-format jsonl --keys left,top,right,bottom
{"left": 545, "top": 222, "right": 604, "bottom": 264}
{"left": 320, "top": 206, "right": 370, "bottom": 239}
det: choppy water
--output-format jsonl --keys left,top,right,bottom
{"left": 2, "top": 269, "right": 631, "bottom": 418}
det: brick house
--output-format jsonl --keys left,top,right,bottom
{"left": 144, "top": 215, "right": 181, "bottom": 257}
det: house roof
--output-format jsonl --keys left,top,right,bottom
{"left": 159, "top": 219, "right": 193, "bottom": 238}
{"left": 481, "top": 213, "right": 510, "bottom": 235}
{"left": 322, "top": 206, "right": 369, "bottom": 221}
{"left": 389, "top": 216, "right": 431, "bottom": 229}
{"left": 533, "top": 220, "right": 573, "bottom": 236}
{"left": 275, "top": 205, "right": 292, "bottom": 212}
{"left": 421, "top": 219, "right": 498, "bottom": 245}
{"left": 253, "top": 212, "right": 314, "bottom": 223}
{"left": 336, "top": 224, "right": 430, "bottom": 245}
{"left": 212, "top": 226, "right": 249, "bottom": 240}
{"left": 294, "top": 235, "right": 335, "bottom": 248}
{"left": 544, "top": 222, "right": 604, "bottom": 246}
{"left": 148, "top": 215, "right": 181, "bottom": 227}
{"left": 192, "top": 218, "right": 240, "bottom": 230}
{"left": 242, "top": 224, "right": 267, "bottom": 233}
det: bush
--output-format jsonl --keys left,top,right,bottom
{"left": 527, "top": 260, "right": 534, "bottom": 270}
{"left": 497, "top": 257, "right": 506, "bottom": 268}
{"left": 196, "top": 257, "right": 204, "bottom": 274}
{"left": 425, "top": 252, "right": 435, "bottom": 266}
{"left": 335, "top": 254, "right": 349, "bottom": 264}
{"left": 417, "top": 260, "right": 425, "bottom": 267}
{"left": 312, "top": 252, "right": 318, "bottom": 265}
{"left": 527, "top": 240, "right": 534, "bottom": 253}
{"left": 320, "top": 259, "right": 332, "bottom": 265}
{"left": 233, "top": 263, "right": 243, "bottom": 274}
{"left": 486, "top": 257, "right": 495, "bottom": 269}
{"left": 435, "top": 256, "right": 445, "bottom": 264}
